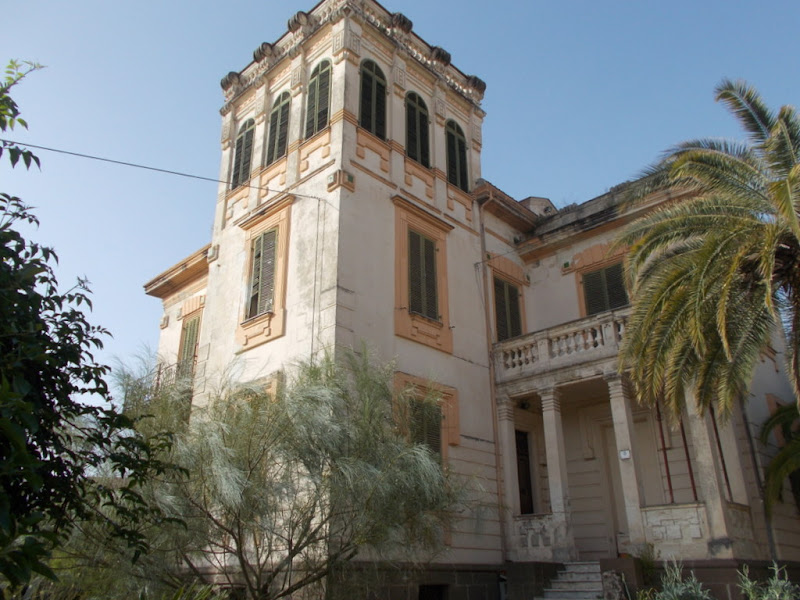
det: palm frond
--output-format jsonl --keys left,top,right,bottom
{"left": 715, "top": 79, "right": 776, "bottom": 146}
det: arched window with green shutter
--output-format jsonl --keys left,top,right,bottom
{"left": 265, "top": 92, "right": 290, "bottom": 166}
{"left": 305, "top": 60, "right": 331, "bottom": 139}
{"left": 405, "top": 92, "right": 430, "bottom": 167}
{"left": 231, "top": 118, "right": 255, "bottom": 189}
{"left": 445, "top": 120, "right": 469, "bottom": 192}
{"left": 359, "top": 60, "right": 386, "bottom": 139}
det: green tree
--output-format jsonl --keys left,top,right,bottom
{"left": 758, "top": 403, "right": 800, "bottom": 510}
{"left": 113, "top": 351, "right": 463, "bottom": 600}
{"left": 0, "top": 61, "right": 178, "bottom": 593}
{"left": 618, "top": 80, "right": 800, "bottom": 418}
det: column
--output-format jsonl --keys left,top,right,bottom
{"left": 540, "top": 387, "right": 576, "bottom": 560}
{"left": 606, "top": 375, "right": 646, "bottom": 549}
{"left": 497, "top": 394, "right": 520, "bottom": 517}
{"left": 684, "top": 391, "right": 734, "bottom": 557}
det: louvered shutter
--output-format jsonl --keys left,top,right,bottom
{"left": 238, "top": 124, "right": 254, "bottom": 186}
{"left": 583, "top": 269, "right": 606, "bottom": 316}
{"left": 605, "top": 262, "right": 628, "bottom": 310}
{"left": 508, "top": 283, "right": 522, "bottom": 337}
{"left": 316, "top": 63, "right": 331, "bottom": 134}
{"left": 257, "top": 230, "right": 277, "bottom": 315}
{"left": 408, "top": 230, "right": 423, "bottom": 315}
{"left": 419, "top": 107, "right": 430, "bottom": 167}
{"left": 406, "top": 99, "right": 419, "bottom": 162}
{"left": 446, "top": 126, "right": 458, "bottom": 185}
{"left": 422, "top": 235, "right": 437, "bottom": 319}
{"left": 179, "top": 314, "right": 200, "bottom": 367}
{"left": 374, "top": 74, "right": 386, "bottom": 139}
{"left": 277, "top": 99, "right": 289, "bottom": 158}
{"left": 411, "top": 400, "right": 442, "bottom": 460}
{"left": 232, "top": 134, "right": 245, "bottom": 187}
{"left": 305, "top": 68, "right": 319, "bottom": 138}
{"left": 494, "top": 277, "right": 509, "bottom": 341}
{"left": 457, "top": 134, "right": 468, "bottom": 191}
{"left": 248, "top": 230, "right": 277, "bottom": 318}
{"left": 360, "top": 66, "right": 373, "bottom": 132}
{"left": 266, "top": 106, "right": 280, "bottom": 165}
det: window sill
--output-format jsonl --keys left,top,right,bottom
{"left": 236, "top": 308, "right": 285, "bottom": 352}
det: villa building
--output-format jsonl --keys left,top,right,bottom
{"left": 144, "top": 1, "right": 800, "bottom": 597}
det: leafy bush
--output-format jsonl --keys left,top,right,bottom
{"left": 739, "top": 564, "right": 800, "bottom": 600}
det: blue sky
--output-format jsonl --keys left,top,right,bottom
{"left": 3, "top": 0, "right": 799, "bottom": 380}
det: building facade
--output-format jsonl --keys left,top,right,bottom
{"left": 144, "top": 1, "right": 800, "bottom": 597}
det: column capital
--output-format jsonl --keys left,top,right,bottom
{"left": 497, "top": 395, "right": 515, "bottom": 422}
{"left": 539, "top": 387, "right": 561, "bottom": 413}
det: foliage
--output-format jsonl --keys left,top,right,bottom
{"left": 739, "top": 564, "right": 800, "bottom": 600}
{"left": 114, "top": 350, "right": 463, "bottom": 600}
{"left": 635, "top": 563, "right": 712, "bottom": 600}
{"left": 0, "top": 61, "right": 180, "bottom": 593}
{"left": 618, "top": 80, "right": 800, "bottom": 421}
{"left": 759, "top": 403, "right": 800, "bottom": 512}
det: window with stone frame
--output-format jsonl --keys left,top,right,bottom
{"left": 247, "top": 228, "right": 277, "bottom": 320}
{"left": 177, "top": 311, "right": 201, "bottom": 379}
{"left": 231, "top": 118, "right": 255, "bottom": 189}
{"left": 305, "top": 60, "right": 331, "bottom": 139}
{"left": 445, "top": 119, "right": 469, "bottom": 192}
{"left": 359, "top": 60, "right": 386, "bottom": 140}
{"left": 405, "top": 92, "right": 430, "bottom": 167}
{"left": 265, "top": 92, "right": 290, "bottom": 166}
{"left": 582, "top": 262, "right": 628, "bottom": 316}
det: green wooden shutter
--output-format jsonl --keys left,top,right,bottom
{"left": 305, "top": 66, "right": 319, "bottom": 138}
{"left": 406, "top": 96, "right": 419, "bottom": 163}
{"left": 276, "top": 97, "right": 289, "bottom": 157}
{"left": 457, "top": 133, "right": 468, "bottom": 191}
{"left": 411, "top": 399, "right": 442, "bottom": 460}
{"left": 316, "top": 62, "right": 331, "bottom": 133}
{"left": 359, "top": 65, "right": 374, "bottom": 132}
{"left": 179, "top": 314, "right": 200, "bottom": 365}
{"left": 419, "top": 104, "right": 430, "bottom": 168}
{"left": 508, "top": 283, "right": 522, "bottom": 337}
{"left": 583, "top": 269, "right": 607, "bottom": 316}
{"left": 408, "top": 230, "right": 423, "bottom": 315}
{"left": 422, "top": 235, "right": 437, "bottom": 320}
{"left": 248, "top": 229, "right": 277, "bottom": 318}
{"left": 494, "top": 277, "right": 509, "bottom": 341}
{"left": 374, "top": 70, "right": 386, "bottom": 139}
{"left": 446, "top": 125, "right": 458, "bottom": 185}
{"left": 266, "top": 105, "right": 280, "bottom": 165}
{"left": 232, "top": 133, "right": 245, "bottom": 187}
{"left": 232, "top": 120, "right": 254, "bottom": 188}
{"left": 605, "top": 262, "right": 628, "bottom": 310}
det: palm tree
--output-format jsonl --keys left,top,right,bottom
{"left": 618, "top": 80, "right": 800, "bottom": 422}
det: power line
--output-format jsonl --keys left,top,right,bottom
{"left": 0, "top": 138, "right": 326, "bottom": 202}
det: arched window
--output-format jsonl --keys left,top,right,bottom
{"left": 305, "top": 60, "right": 331, "bottom": 139}
{"left": 405, "top": 92, "right": 430, "bottom": 167}
{"left": 445, "top": 120, "right": 469, "bottom": 192}
{"left": 265, "top": 92, "right": 290, "bottom": 166}
{"left": 231, "top": 119, "right": 255, "bottom": 189}
{"left": 359, "top": 60, "right": 386, "bottom": 139}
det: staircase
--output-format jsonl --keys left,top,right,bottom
{"left": 537, "top": 562, "right": 603, "bottom": 600}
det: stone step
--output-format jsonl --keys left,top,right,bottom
{"left": 542, "top": 591, "right": 602, "bottom": 600}
{"left": 557, "top": 571, "right": 602, "bottom": 582}
{"left": 561, "top": 562, "right": 601, "bottom": 574}
{"left": 550, "top": 580, "right": 604, "bottom": 591}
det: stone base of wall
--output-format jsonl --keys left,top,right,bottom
{"left": 328, "top": 562, "right": 506, "bottom": 600}
{"left": 505, "top": 561, "right": 562, "bottom": 600}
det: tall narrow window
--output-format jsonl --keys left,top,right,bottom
{"left": 247, "top": 229, "right": 277, "bottom": 319}
{"left": 494, "top": 277, "right": 522, "bottom": 341}
{"left": 359, "top": 60, "right": 386, "bottom": 139}
{"left": 405, "top": 92, "right": 430, "bottom": 167}
{"left": 410, "top": 399, "right": 442, "bottom": 460}
{"left": 305, "top": 60, "right": 331, "bottom": 139}
{"left": 231, "top": 119, "right": 255, "bottom": 189}
{"left": 177, "top": 313, "right": 201, "bottom": 379}
{"left": 516, "top": 430, "right": 535, "bottom": 514}
{"left": 583, "top": 262, "right": 628, "bottom": 316}
{"left": 265, "top": 92, "right": 290, "bottom": 166}
{"left": 408, "top": 229, "right": 438, "bottom": 320}
{"left": 445, "top": 120, "right": 469, "bottom": 192}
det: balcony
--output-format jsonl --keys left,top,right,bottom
{"left": 493, "top": 308, "right": 630, "bottom": 384}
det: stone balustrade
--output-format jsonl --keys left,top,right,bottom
{"left": 494, "top": 308, "right": 630, "bottom": 383}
